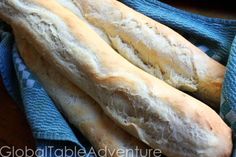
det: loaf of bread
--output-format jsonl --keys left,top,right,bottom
{"left": 0, "top": 0, "right": 232, "bottom": 157}
{"left": 72, "top": 0, "right": 225, "bottom": 109}
{"left": 16, "top": 36, "right": 151, "bottom": 157}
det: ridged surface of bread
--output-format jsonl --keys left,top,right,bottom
{"left": 73, "top": 0, "right": 225, "bottom": 109}
{"left": 16, "top": 37, "right": 151, "bottom": 157}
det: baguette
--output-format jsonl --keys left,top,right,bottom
{"left": 73, "top": 0, "right": 225, "bottom": 109}
{"left": 16, "top": 36, "right": 152, "bottom": 157}
{"left": 0, "top": 0, "right": 232, "bottom": 157}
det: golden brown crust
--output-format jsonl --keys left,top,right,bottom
{"left": 75, "top": 0, "right": 225, "bottom": 109}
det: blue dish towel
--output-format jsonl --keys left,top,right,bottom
{"left": 0, "top": 23, "right": 93, "bottom": 157}
{"left": 1, "top": 0, "right": 236, "bottom": 156}
{"left": 221, "top": 36, "right": 236, "bottom": 157}
{"left": 120, "top": 0, "right": 236, "bottom": 156}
